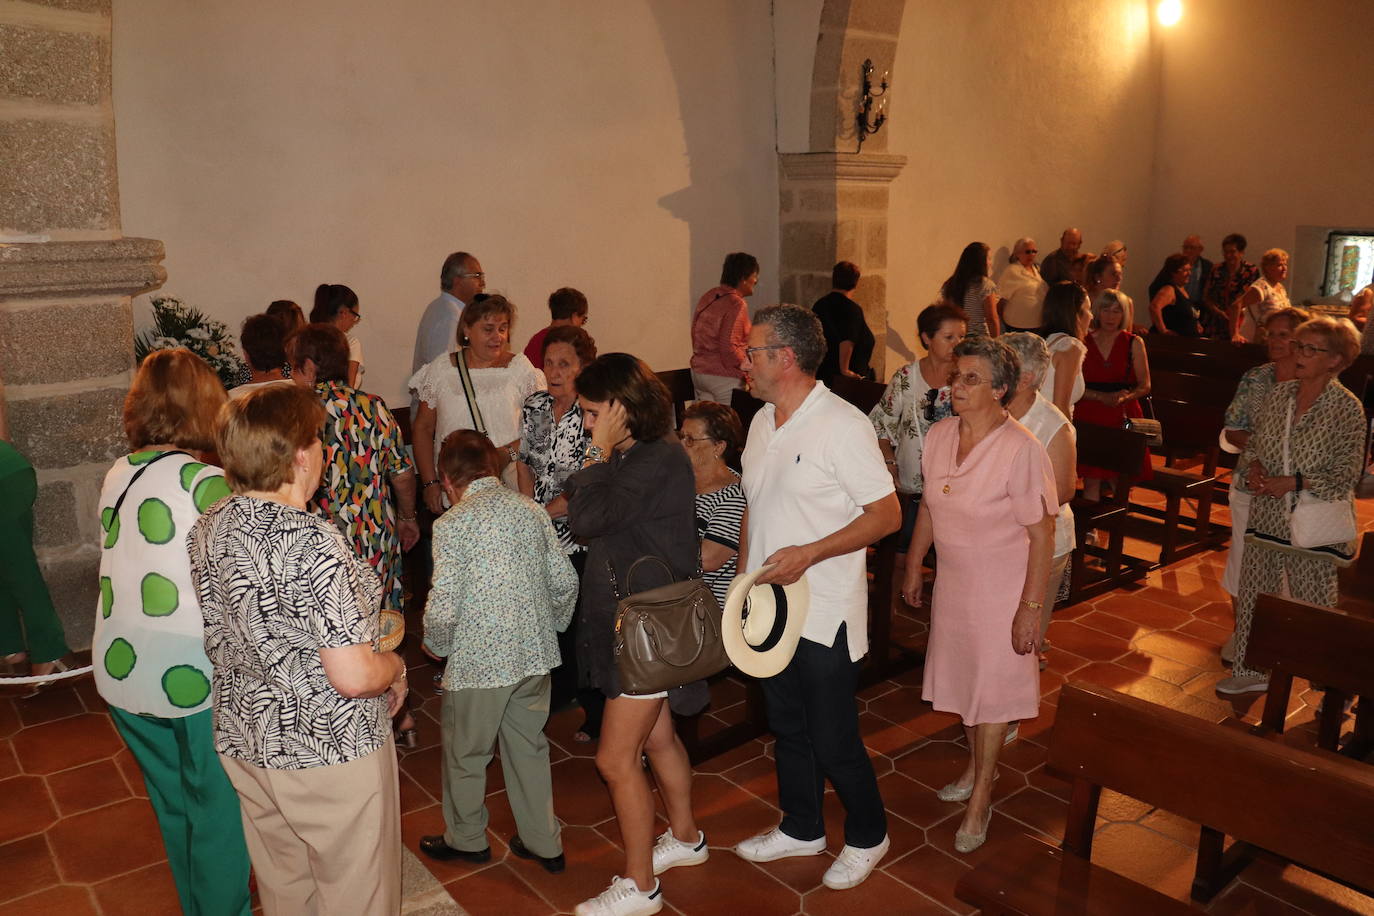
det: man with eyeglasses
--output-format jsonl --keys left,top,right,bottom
{"left": 412, "top": 251, "right": 486, "bottom": 377}
{"left": 732, "top": 305, "right": 901, "bottom": 891}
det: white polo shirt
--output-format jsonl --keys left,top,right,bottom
{"left": 742, "top": 381, "right": 895, "bottom": 661}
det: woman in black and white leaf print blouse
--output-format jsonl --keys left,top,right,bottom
{"left": 189, "top": 384, "right": 409, "bottom": 916}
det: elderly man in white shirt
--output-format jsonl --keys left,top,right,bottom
{"left": 732, "top": 304, "right": 901, "bottom": 892}
{"left": 412, "top": 251, "right": 485, "bottom": 375}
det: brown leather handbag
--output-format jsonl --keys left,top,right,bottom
{"left": 609, "top": 556, "right": 729, "bottom": 695}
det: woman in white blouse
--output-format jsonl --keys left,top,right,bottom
{"left": 997, "top": 238, "right": 1048, "bottom": 333}
{"left": 410, "top": 295, "right": 545, "bottom": 509}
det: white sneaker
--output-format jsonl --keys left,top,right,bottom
{"left": 573, "top": 876, "right": 663, "bottom": 916}
{"left": 822, "top": 835, "right": 891, "bottom": 890}
{"left": 652, "top": 829, "right": 708, "bottom": 875}
{"left": 1215, "top": 673, "right": 1268, "bottom": 695}
{"left": 734, "top": 827, "right": 826, "bottom": 863}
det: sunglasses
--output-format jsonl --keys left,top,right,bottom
{"left": 922, "top": 388, "right": 939, "bottom": 422}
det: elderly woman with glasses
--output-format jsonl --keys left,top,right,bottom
{"left": 870, "top": 303, "right": 966, "bottom": 552}
{"left": 1218, "top": 317, "right": 1365, "bottom": 696}
{"left": 679, "top": 401, "right": 746, "bottom": 606}
{"left": 902, "top": 336, "right": 1056, "bottom": 855}
{"left": 1232, "top": 249, "right": 1292, "bottom": 343}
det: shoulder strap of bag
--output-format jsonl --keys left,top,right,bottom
{"left": 450, "top": 349, "right": 487, "bottom": 435}
{"left": 111, "top": 450, "right": 191, "bottom": 519}
{"left": 1282, "top": 396, "right": 1295, "bottom": 511}
{"left": 691, "top": 291, "right": 730, "bottom": 335}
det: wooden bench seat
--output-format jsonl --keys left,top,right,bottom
{"left": 955, "top": 682, "right": 1374, "bottom": 913}
{"left": 1069, "top": 424, "right": 1152, "bottom": 602}
{"left": 1246, "top": 593, "right": 1374, "bottom": 759}
{"left": 954, "top": 831, "right": 1200, "bottom": 915}
{"left": 1129, "top": 399, "right": 1226, "bottom": 565}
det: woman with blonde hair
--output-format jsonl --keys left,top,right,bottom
{"left": 94, "top": 348, "right": 251, "bottom": 916}
{"left": 1220, "top": 317, "right": 1365, "bottom": 695}
{"left": 1232, "top": 248, "right": 1291, "bottom": 343}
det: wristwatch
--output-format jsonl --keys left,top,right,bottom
{"left": 584, "top": 444, "right": 607, "bottom": 464}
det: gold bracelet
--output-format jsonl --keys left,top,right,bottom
{"left": 1019, "top": 598, "right": 1043, "bottom": 610}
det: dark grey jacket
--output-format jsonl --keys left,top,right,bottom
{"left": 565, "top": 436, "right": 708, "bottom": 715}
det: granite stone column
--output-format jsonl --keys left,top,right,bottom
{"left": 1, "top": 0, "right": 165, "bottom": 649}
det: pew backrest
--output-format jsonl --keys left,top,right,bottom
{"left": 1051, "top": 682, "right": 1374, "bottom": 891}
{"left": 1247, "top": 594, "right": 1374, "bottom": 702}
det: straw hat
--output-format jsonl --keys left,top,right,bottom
{"left": 722, "top": 565, "right": 811, "bottom": 678}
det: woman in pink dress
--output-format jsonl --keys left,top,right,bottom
{"left": 900, "top": 336, "right": 1056, "bottom": 855}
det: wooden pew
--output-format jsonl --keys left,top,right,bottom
{"left": 655, "top": 367, "right": 695, "bottom": 426}
{"left": 1143, "top": 335, "right": 1266, "bottom": 380}
{"left": 729, "top": 387, "right": 765, "bottom": 430}
{"left": 828, "top": 375, "right": 886, "bottom": 414}
{"left": 1069, "top": 423, "right": 1151, "bottom": 602}
{"left": 1149, "top": 369, "right": 1236, "bottom": 412}
{"left": 1245, "top": 593, "right": 1374, "bottom": 759}
{"left": 954, "top": 682, "right": 1374, "bottom": 914}
{"left": 1130, "top": 399, "right": 1227, "bottom": 565}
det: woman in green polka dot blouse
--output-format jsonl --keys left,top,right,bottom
{"left": 93, "top": 349, "right": 251, "bottom": 916}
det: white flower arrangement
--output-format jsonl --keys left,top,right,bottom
{"left": 133, "top": 296, "right": 247, "bottom": 389}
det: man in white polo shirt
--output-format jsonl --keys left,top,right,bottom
{"left": 733, "top": 304, "right": 901, "bottom": 890}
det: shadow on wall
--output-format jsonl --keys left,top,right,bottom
{"left": 648, "top": 2, "right": 776, "bottom": 341}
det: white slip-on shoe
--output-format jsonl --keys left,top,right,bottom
{"left": 734, "top": 827, "right": 827, "bottom": 863}
{"left": 822, "top": 835, "right": 891, "bottom": 890}
{"left": 652, "top": 829, "right": 708, "bottom": 875}
{"left": 573, "top": 876, "right": 663, "bottom": 916}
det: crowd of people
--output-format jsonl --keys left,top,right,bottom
{"left": 0, "top": 232, "right": 1367, "bottom": 916}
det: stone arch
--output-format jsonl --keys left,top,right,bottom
{"left": 777, "top": 0, "right": 907, "bottom": 377}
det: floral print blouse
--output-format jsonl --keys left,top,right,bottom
{"left": 308, "top": 381, "right": 413, "bottom": 611}
{"left": 423, "top": 477, "right": 579, "bottom": 690}
{"left": 1223, "top": 363, "right": 1278, "bottom": 494}
{"left": 869, "top": 361, "right": 955, "bottom": 495}
{"left": 518, "top": 391, "right": 588, "bottom": 553}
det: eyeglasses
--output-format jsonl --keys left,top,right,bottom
{"left": 458, "top": 272, "right": 485, "bottom": 280}
{"left": 1023, "top": 249, "right": 1038, "bottom": 256}
{"left": 1293, "top": 342, "right": 1330, "bottom": 357}
{"left": 948, "top": 371, "right": 989, "bottom": 387}
{"left": 347, "top": 308, "right": 361, "bottom": 320}
{"left": 744, "top": 344, "right": 789, "bottom": 358}
{"left": 680, "top": 435, "right": 717, "bottom": 445}
{"left": 921, "top": 387, "right": 940, "bottom": 422}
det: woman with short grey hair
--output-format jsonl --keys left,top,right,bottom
{"left": 1001, "top": 333, "right": 1076, "bottom": 669}
{"left": 948, "top": 335, "right": 1021, "bottom": 403}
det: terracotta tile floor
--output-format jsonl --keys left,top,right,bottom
{"left": 3, "top": 497, "right": 1372, "bottom": 915}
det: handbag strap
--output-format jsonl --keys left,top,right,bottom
{"left": 1282, "top": 396, "right": 1296, "bottom": 511}
{"left": 450, "top": 348, "right": 487, "bottom": 435}
{"left": 607, "top": 550, "right": 705, "bottom": 601}
{"left": 111, "top": 450, "right": 191, "bottom": 519}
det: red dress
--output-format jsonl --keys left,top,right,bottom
{"left": 1075, "top": 331, "right": 1151, "bottom": 480}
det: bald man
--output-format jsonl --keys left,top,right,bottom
{"left": 1039, "top": 228, "right": 1082, "bottom": 285}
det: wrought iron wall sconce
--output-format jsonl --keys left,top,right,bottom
{"left": 855, "top": 58, "right": 889, "bottom": 152}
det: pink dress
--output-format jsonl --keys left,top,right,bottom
{"left": 920, "top": 416, "right": 1057, "bottom": 725}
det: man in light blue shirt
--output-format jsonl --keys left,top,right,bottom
{"left": 412, "top": 251, "right": 485, "bottom": 374}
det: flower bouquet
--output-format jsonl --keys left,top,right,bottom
{"left": 133, "top": 296, "right": 247, "bottom": 389}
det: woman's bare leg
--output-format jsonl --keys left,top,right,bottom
{"left": 643, "top": 701, "right": 697, "bottom": 843}
{"left": 960, "top": 722, "right": 1008, "bottom": 835}
{"left": 595, "top": 697, "right": 667, "bottom": 891}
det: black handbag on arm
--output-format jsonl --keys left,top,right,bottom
{"left": 609, "top": 556, "right": 729, "bottom": 695}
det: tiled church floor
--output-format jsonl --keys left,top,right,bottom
{"left": 4, "top": 519, "right": 1372, "bottom": 914}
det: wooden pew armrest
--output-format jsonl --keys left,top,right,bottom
{"left": 955, "top": 832, "right": 1201, "bottom": 915}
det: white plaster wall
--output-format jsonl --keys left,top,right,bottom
{"left": 773, "top": 0, "right": 825, "bottom": 153}
{"left": 884, "top": 0, "right": 1157, "bottom": 366}
{"left": 112, "top": 0, "right": 779, "bottom": 406}
{"left": 1147, "top": 0, "right": 1374, "bottom": 306}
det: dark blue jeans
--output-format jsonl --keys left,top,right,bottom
{"left": 761, "top": 623, "right": 887, "bottom": 848}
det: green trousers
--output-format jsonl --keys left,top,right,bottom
{"left": 441, "top": 673, "right": 561, "bottom": 858}
{"left": 0, "top": 460, "right": 69, "bottom": 664}
{"left": 109, "top": 706, "right": 252, "bottom": 916}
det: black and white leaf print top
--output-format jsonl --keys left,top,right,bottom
{"left": 189, "top": 495, "right": 387, "bottom": 769}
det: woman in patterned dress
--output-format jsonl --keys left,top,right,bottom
{"left": 289, "top": 323, "right": 419, "bottom": 742}
{"left": 1233, "top": 249, "right": 1291, "bottom": 343}
{"left": 191, "top": 384, "right": 408, "bottom": 916}
{"left": 516, "top": 324, "right": 603, "bottom": 739}
{"left": 870, "top": 303, "right": 966, "bottom": 553}
{"left": 93, "top": 348, "right": 251, "bottom": 916}
{"left": 1218, "top": 317, "right": 1365, "bottom": 695}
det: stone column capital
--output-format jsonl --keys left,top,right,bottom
{"left": 0, "top": 238, "right": 165, "bottom": 300}
{"left": 778, "top": 152, "right": 908, "bottom": 184}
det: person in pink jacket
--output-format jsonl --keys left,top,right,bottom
{"left": 690, "top": 252, "right": 757, "bottom": 403}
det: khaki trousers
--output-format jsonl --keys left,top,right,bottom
{"left": 220, "top": 737, "right": 401, "bottom": 916}
{"left": 441, "top": 673, "right": 561, "bottom": 858}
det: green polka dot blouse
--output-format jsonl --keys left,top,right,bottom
{"left": 93, "top": 450, "right": 230, "bottom": 717}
